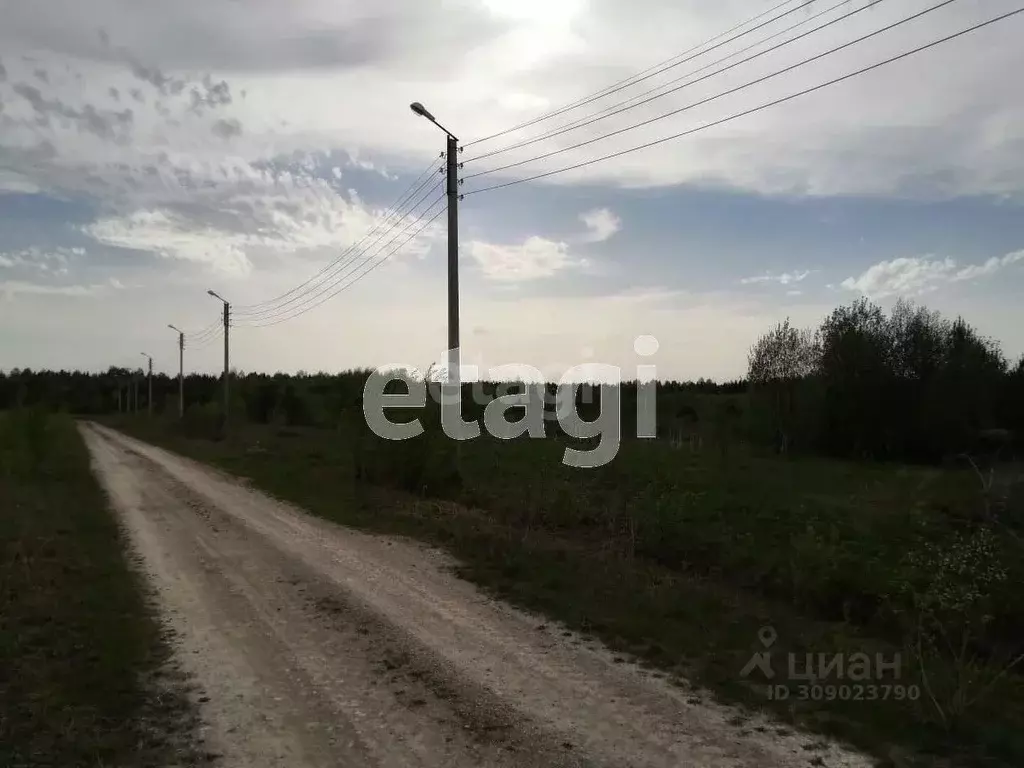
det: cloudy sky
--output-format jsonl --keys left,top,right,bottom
{"left": 1, "top": 0, "right": 1022, "bottom": 382}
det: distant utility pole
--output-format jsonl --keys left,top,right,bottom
{"left": 168, "top": 325, "right": 185, "bottom": 419}
{"left": 207, "top": 290, "right": 230, "bottom": 430}
{"left": 141, "top": 353, "right": 153, "bottom": 416}
{"left": 410, "top": 101, "right": 460, "bottom": 388}
{"left": 133, "top": 372, "right": 139, "bottom": 414}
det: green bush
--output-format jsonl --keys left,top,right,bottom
{"left": 181, "top": 401, "right": 224, "bottom": 440}
{"left": 346, "top": 399, "right": 461, "bottom": 497}
{"left": 0, "top": 406, "right": 52, "bottom": 478}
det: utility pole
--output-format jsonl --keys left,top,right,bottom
{"left": 410, "top": 101, "right": 460, "bottom": 388}
{"left": 208, "top": 291, "right": 230, "bottom": 431}
{"left": 133, "top": 372, "right": 139, "bottom": 414}
{"left": 446, "top": 132, "right": 460, "bottom": 389}
{"left": 168, "top": 325, "right": 185, "bottom": 419}
{"left": 141, "top": 353, "right": 153, "bottom": 416}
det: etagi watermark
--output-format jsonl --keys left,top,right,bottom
{"left": 361, "top": 336, "right": 661, "bottom": 469}
{"left": 741, "top": 626, "right": 917, "bottom": 703}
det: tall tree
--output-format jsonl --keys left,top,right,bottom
{"left": 747, "top": 318, "right": 819, "bottom": 452}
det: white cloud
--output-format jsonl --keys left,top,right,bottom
{"left": 578, "top": 207, "right": 620, "bottom": 243}
{"left": 0, "top": 246, "right": 83, "bottom": 272}
{"left": 0, "top": 279, "right": 112, "bottom": 298}
{"left": 841, "top": 249, "right": 1024, "bottom": 298}
{"left": 464, "top": 209, "right": 614, "bottom": 284}
{"left": 740, "top": 269, "right": 813, "bottom": 286}
{"left": 86, "top": 209, "right": 255, "bottom": 276}
{"left": 76, "top": 153, "right": 417, "bottom": 279}
{"left": 3, "top": 0, "right": 1023, "bottom": 203}
{"left": 841, "top": 257, "right": 957, "bottom": 297}
{"left": 950, "top": 249, "right": 1024, "bottom": 282}
{"left": 466, "top": 235, "right": 587, "bottom": 282}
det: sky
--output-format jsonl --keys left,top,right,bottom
{"left": 1, "top": 0, "right": 1022, "bottom": 382}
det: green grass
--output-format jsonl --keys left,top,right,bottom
{"left": 0, "top": 409, "right": 203, "bottom": 767}
{"left": 108, "top": 412, "right": 1024, "bottom": 767}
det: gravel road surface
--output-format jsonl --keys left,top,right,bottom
{"left": 81, "top": 422, "right": 875, "bottom": 768}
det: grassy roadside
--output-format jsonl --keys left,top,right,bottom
{"left": 107, "top": 415, "right": 1024, "bottom": 768}
{"left": 0, "top": 410, "right": 203, "bottom": 767}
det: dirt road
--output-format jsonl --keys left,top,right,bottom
{"left": 81, "top": 422, "right": 875, "bottom": 768}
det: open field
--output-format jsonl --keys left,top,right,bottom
{"left": 0, "top": 409, "right": 204, "bottom": 767}
{"left": 107, "top": 410, "right": 1024, "bottom": 768}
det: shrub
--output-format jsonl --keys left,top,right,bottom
{"left": 346, "top": 398, "right": 461, "bottom": 497}
{"left": 181, "top": 402, "right": 224, "bottom": 440}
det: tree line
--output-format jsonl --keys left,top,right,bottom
{"left": 747, "top": 297, "right": 1024, "bottom": 462}
{"left": 3, "top": 295, "right": 1020, "bottom": 465}
{"left": 0, "top": 367, "right": 744, "bottom": 430}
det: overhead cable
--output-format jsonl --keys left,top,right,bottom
{"left": 464, "top": 0, "right": 963, "bottom": 182}
{"left": 236, "top": 181, "right": 444, "bottom": 322}
{"left": 462, "top": 0, "right": 817, "bottom": 147}
{"left": 463, "top": 0, "right": 886, "bottom": 164}
{"left": 233, "top": 157, "right": 442, "bottom": 315}
{"left": 463, "top": 7, "right": 1023, "bottom": 196}
{"left": 242, "top": 199, "right": 447, "bottom": 328}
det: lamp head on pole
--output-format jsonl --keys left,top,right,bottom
{"left": 409, "top": 101, "right": 435, "bottom": 122}
{"left": 409, "top": 100, "right": 456, "bottom": 140}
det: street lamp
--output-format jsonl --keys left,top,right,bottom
{"left": 168, "top": 324, "right": 185, "bottom": 419}
{"left": 207, "top": 290, "right": 230, "bottom": 430}
{"left": 410, "top": 101, "right": 460, "bottom": 388}
{"left": 140, "top": 352, "right": 153, "bottom": 416}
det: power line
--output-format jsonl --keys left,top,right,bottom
{"left": 235, "top": 181, "right": 444, "bottom": 322}
{"left": 191, "top": 326, "right": 224, "bottom": 350}
{"left": 187, "top": 321, "right": 222, "bottom": 343}
{"left": 463, "top": 6, "right": 1024, "bottom": 196}
{"left": 241, "top": 190, "right": 444, "bottom": 326}
{"left": 245, "top": 206, "right": 444, "bottom": 329}
{"left": 188, "top": 322, "right": 220, "bottom": 339}
{"left": 463, "top": 0, "right": 818, "bottom": 148}
{"left": 230, "top": 175, "right": 438, "bottom": 325}
{"left": 241, "top": 200, "right": 447, "bottom": 328}
{"left": 235, "top": 177, "right": 444, "bottom": 321}
{"left": 234, "top": 159, "right": 440, "bottom": 315}
{"left": 464, "top": 0, "right": 962, "bottom": 182}
{"left": 233, "top": 157, "right": 441, "bottom": 315}
{"left": 463, "top": 0, "right": 884, "bottom": 164}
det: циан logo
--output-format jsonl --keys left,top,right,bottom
{"left": 740, "top": 626, "right": 778, "bottom": 679}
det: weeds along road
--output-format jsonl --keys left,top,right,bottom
{"left": 80, "top": 422, "right": 874, "bottom": 768}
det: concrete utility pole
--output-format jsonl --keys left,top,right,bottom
{"left": 410, "top": 101, "right": 460, "bottom": 388}
{"left": 141, "top": 353, "right": 153, "bottom": 416}
{"left": 168, "top": 325, "right": 185, "bottom": 419}
{"left": 133, "top": 371, "right": 139, "bottom": 414}
{"left": 208, "top": 290, "right": 230, "bottom": 430}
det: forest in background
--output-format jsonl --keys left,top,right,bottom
{"left": 2, "top": 296, "right": 1021, "bottom": 466}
